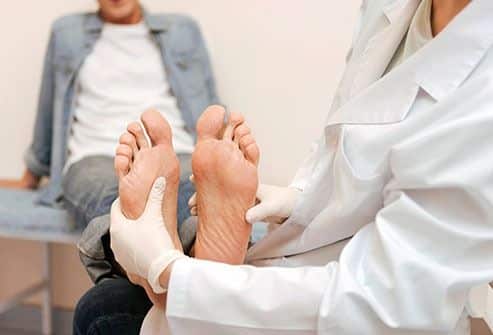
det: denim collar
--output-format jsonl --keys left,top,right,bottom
{"left": 84, "top": 7, "right": 169, "bottom": 33}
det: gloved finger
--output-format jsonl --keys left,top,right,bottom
{"left": 110, "top": 233, "right": 136, "bottom": 275}
{"left": 188, "top": 192, "right": 197, "bottom": 208}
{"left": 144, "top": 177, "right": 167, "bottom": 217}
{"left": 245, "top": 202, "right": 273, "bottom": 224}
{"left": 190, "top": 206, "right": 197, "bottom": 216}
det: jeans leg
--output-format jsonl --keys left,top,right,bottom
{"left": 73, "top": 278, "right": 152, "bottom": 335}
{"left": 62, "top": 156, "right": 118, "bottom": 230}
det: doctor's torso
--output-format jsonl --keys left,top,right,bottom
{"left": 246, "top": 0, "right": 493, "bottom": 267}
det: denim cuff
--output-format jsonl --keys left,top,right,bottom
{"left": 24, "top": 148, "right": 50, "bottom": 177}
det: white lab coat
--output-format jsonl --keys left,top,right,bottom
{"left": 164, "top": 0, "right": 493, "bottom": 334}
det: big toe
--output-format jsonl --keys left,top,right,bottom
{"left": 196, "top": 105, "right": 227, "bottom": 141}
{"left": 197, "top": 105, "right": 247, "bottom": 142}
{"left": 141, "top": 109, "right": 173, "bottom": 146}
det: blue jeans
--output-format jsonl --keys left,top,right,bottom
{"left": 73, "top": 278, "right": 152, "bottom": 335}
{"left": 62, "top": 155, "right": 194, "bottom": 231}
{"left": 62, "top": 156, "right": 119, "bottom": 230}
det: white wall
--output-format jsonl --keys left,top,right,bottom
{"left": 0, "top": 1, "right": 360, "bottom": 308}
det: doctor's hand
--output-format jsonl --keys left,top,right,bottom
{"left": 110, "top": 177, "right": 187, "bottom": 294}
{"left": 245, "top": 184, "right": 302, "bottom": 224}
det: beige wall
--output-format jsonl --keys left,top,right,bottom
{"left": 0, "top": 1, "right": 361, "bottom": 309}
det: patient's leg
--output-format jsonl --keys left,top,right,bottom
{"left": 114, "top": 109, "right": 182, "bottom": 250}
{"left": 193, "top": 105, "right": 259, "bottom": 265}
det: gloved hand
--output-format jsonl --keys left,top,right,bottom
{"left": 110, "top": 177, "right": 187, "bottom": 294}
{"left": 245, "top": 184, "right": 302, "bottom": 224}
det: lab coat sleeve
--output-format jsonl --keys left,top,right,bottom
{"left": 167, "top": 258, "right": 332, "bottom": 334}
{"left": 166, "top": 85, "right": 493, "bottom": 334}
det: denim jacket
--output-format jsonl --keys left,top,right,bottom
{"left": 25, "top": 10, "right": 219, "bottom": 206}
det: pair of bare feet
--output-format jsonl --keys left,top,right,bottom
{"left": 115, "top": 105, "right": 259, "bottom": 266}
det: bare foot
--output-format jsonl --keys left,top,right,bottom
{"left": 114, "top": 109, "right": 182, "bottom": 251}
{"left": 192, "top": 105, "right": 259, "bottom": 265}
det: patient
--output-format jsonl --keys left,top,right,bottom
{"left": 0, "top": 0, "right": 218, "bottom": 333}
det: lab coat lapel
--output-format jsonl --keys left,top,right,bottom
{"left": 348, "top": 0, "right": 420, "bottom": 99}
{"left": 326, "top": 0, "right": 493, "bottom": 128}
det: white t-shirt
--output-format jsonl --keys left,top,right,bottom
{"left": 385, "top": 0, "right": 433, "bottom": 74}
{"left": 66, "top": 21, "right": 194, "bottom": 169}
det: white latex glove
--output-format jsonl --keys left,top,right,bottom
{"left": 110, "top": 177, "right": 187, "bottom": 294}
{"left": 187, "top": 175, "right": 198, "bottom": 216}
{"left": 245, "top": 184, "right": 302, "bottom": 224}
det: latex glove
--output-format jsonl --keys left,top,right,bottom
{"left": 245, "top": 184, "right": 302, "bottom": 224}
{"left": 110, "top": 177, "right": 187, "bottom": 294}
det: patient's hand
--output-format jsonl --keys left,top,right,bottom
{"left": 0, "top": 169, "right": 40, "bottom": 189}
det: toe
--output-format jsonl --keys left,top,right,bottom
{"left": 233, "top": 124, "right": 251, "bottom": 145}
{"left": 119, "top": 132, "right": 138, "bottom": 157}
{"left": 188, "top": 192, "right": 197, "bottom": 208}
{"left": 116, "top": 144, "right": 133, "bottom": 161}
{"left": 114, "top": 155, "right": 130, "bottom": 178}
{"left": 242, "top": 138, "right": 260, "bottom": 166}
{"left": 222, "top": 112, "right": 244, "bottom": 141}
{"left": 196, "top": 105, "right": 227, "bottom": 141}
{"left": 127, "top": 122, "right": 149, "bottom": 149}
{"left": 141, "top": 109, "right": 173, "bottom": 146}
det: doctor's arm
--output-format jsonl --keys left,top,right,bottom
{"left": 162, "top": 102, "right": 493, "bottom": 334}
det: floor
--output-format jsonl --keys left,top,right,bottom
{"left": 0, "top": 305, "right": 73, "bottom": 335}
